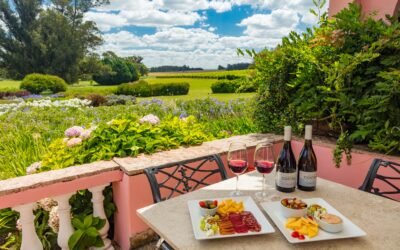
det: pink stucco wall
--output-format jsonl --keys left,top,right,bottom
{"left": 329, "top": 0, "right": 400, "bottom": 19}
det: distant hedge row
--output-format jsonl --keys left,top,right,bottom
{"left": 211, "top": 79, "right": 256, "bottom": 93}
{"left": 116, "top": 80, "right": 189, "bottom": 97}
{"left": 156, "top": 74, "right": 242, "bottom": 80}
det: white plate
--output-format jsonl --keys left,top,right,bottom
{"left": 261, "top": 198, "right": 366, "bottom": 243}
{"left": 187, "top": 196, "right": 275, "bottom": 240}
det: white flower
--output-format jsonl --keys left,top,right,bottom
{"left": 48, "top": 206, "right": 59, "bottom": 233}
{"left": 139, "top": 114, "right": 160, "bottom": 125}
{"left": 65, "top": 126, "right": 84, "bottom": 138}
{"left": 67, "top": 137, "right": 82, "bottom": 147}
{"left": 26, "top": 162, "right": 41, "bottom": 175}
{"left": 38, "top": 198, "right": 57, "bottom": 212}
{"left": 16, "top": 219, "right": 22, "bottom": 231}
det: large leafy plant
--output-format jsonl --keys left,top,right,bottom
{"left": 68, "top": 215, "right": 106, "bottom": 250}
{"left": 40, "top": 115, "right": 213, "bottom": 170}
{"left": 251, "top": 2, "right": 400, "bottom": 166}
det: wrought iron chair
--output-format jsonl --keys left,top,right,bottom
{"left": 359, "top": 158, "right": 400, "bottom": 201}
{"left": 144, "top": 154, "right": 228, "bottom": 249}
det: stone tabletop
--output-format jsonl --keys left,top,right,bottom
{"left": 137, "top": 171, "right": 400, "bottom": 250}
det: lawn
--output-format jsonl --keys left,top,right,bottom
{"left": 0, "top": 70, "right": 255, "bottom": 101}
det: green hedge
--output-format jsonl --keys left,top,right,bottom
{"left": 116, "top": 81, "right": 189, "bottom": 97}
{"left": 156, "top": 74, "right": 241, "bottom": 80}
{"left": 211, "top": 80, "right": 240, "bottom": 93}
{"left": 211, "top": 79, "right": 256, "bottom": 93}
{"left": 20, "top": 73, "right": 67, "bottom": 94}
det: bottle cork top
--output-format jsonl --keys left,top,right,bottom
{"left": 284, "top": 126, "right": 292, "bottom": 141}
{"left": 305, "top": 125, "right": 312, "bottom": 140}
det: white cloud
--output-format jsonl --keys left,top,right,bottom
{"left": 84, "top": 11, "right": 127, "bottom": 32}
{"left": 239, "top": 9, "right": 300, "bottom": 38}
{"left": 88, "top": 0, "right": 330, "bottom": 68}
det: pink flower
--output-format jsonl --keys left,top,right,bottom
{"left": 80, "top": 129, "right": 92, "bottom": 140}
{"left": 139, "top": 114, "right": 160, "bottom": 125}
{"left": 64, "top": 126, "right": 84, "bottom": 138}
{"left": 67, "top": 137, "right": 82, "bottom": 147}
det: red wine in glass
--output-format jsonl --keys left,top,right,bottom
{"left": 228, "top": 159, "right": 248, "bottom": 174}
{"left": 255, "top": 160, "right": 274, "bottom": 174}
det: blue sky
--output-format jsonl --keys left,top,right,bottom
{"left": 85, "top": 0, "right": 328, "bottom": 69}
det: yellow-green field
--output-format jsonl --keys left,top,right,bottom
{"left": 0, "top": 70, "right": 256, "bottom": 101}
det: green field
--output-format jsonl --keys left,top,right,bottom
{"left": 0, "top": 70, "right": 255, "bottom": 101}
{"left": 149, "top": 69, "right": 252, "bottom": 78}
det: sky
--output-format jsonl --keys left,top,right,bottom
{"left": 85, "top": 0, "right": 329, "bottom": 69}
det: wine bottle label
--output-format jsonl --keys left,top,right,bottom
{"left": 299, "top": 171, "right": 317, "bottom": 187}
{"left": 276, "top": 172, "right": 296, "bottom": 188}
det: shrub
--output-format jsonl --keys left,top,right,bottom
{"left": 116, "top": 81, "right": 189, "bottom": 97}
{"left": 0, "top": 90, "right": 30, "bottom": 99}
{"left": 40, "top": 116, "right": 213, "bottom": 169}
{"left": 105, "top": 94, "right": 136, "bottom": 106}
{"left": 211, "top": 80, "right": 240, "bottom": 93}
{"left": 20, "top": 74, "right": 67, "bottom": 94}
{"left": 86, "top": 94, "right": 107, "bottom": 107}
{"left": 115, "top": 80, "right": 152, "bottom": 97}
{"left": 251, "top": 3, "right": 400, "bottom": 166}
{"left": 151, "top": 82, "right": 189, "bottom": 96}
{"left": 211, "top": 79, "right": 255, "bottom": 93}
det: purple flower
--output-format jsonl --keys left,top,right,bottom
{"left": 64, "top": 126, "right": 84, "bottom": 138}
{"left": 179, "top": 112, "right": 188, "bottom": 119}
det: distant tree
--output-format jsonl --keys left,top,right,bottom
{"left": 225, "top": 63, "right": 251, "bottom": 70}
{"left": 79, "top": 53, "right": 111, "bottom": 82}
{"left": 93, "top": 51, "right": 140, "bottom": 85}
{"left": 0, "top": 0, "right": 109, "bottom": 83}
{"left": 218, "top": 65, "right": 225, "bottom": 70}
{"left": 125, "top": 56, "right": 149, "bottom": 76}
{"left": 150, "top": 65, "right": 203, "bottom": 72}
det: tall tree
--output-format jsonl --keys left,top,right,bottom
{"left": 0, "top": 0, "right": 44, "bottom": 79}
{"left": 0, "top": 0, "right": 109, "bottom": 83}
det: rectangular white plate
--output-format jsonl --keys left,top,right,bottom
{"left": 261, "top": 198, "right": 366, "bottom": 243}
{"left": 188, "top": 196, "right": 275, "bottom": 240}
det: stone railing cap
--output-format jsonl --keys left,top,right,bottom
{"left": 0, "top": 161, "right": 120, "bottom": 196}
{"left": 114, "top": 133, "right": 282, "bottom": 176}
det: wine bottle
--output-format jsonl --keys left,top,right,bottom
{"left": 297, "top": 125, "right": 317, "bottom": 191}
{"left": 276, "top": 126, "right": 297, "bottom": 193}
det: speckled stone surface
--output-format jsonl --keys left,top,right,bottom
{"left": 115, "top": 133, "right": 282, "bottom": 176}
{"left": 137, "top": 171, "right": 400, "bottom": 250}
{"left": 0, "top": 161, "right": 119, "bottom": 196}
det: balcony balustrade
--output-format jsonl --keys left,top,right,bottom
{"left": 0, "top": 134, "right": 398, "bottom": 249}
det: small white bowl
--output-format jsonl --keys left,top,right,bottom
{"left": 200, "top": 206, "right": 217, "bottom": 216}
{"left": 316, "top": 214, "right": 343, "bottom": 233}
{"left": 280, "top": 199, "right": 307, "bottom": 218}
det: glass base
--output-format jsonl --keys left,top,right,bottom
{"left": 230, "top": 190, "right": 243, "bottom": 196}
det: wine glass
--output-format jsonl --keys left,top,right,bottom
{"left": 254, "top": 142, "right": 275, "bottom": 201}
{"left": 227, "top": 142, "right": 248, "bottom": 196}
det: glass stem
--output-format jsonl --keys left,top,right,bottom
{"left": 236, "top": 175, "right": 239, "bottom": 193}
{"left": 262, "top": 174, "right": 266, "bottom": 194}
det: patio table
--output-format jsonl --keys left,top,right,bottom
{"left": 137, "top": 171, "right": 399, "bottom": 249}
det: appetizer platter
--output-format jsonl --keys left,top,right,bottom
{"left": 261, "top": 198, "right": 366, "bottom": 243}
{"left": 188, "top": 196, "right": 275, "bottom": 240}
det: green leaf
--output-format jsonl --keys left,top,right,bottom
{"left": 68, "top": 230, "right": 84, "bottom": 250}
{"left": 309, "top": 8, "right": 318, "bottom": 17}
{"left": 83, "top": 215, "right": 93, "bottom": 228}
{"left": 72, "top": 217, "right": 84, "bottom": 230}
{"left": 85, "top": 227, "right": 99, "bottom": 238}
